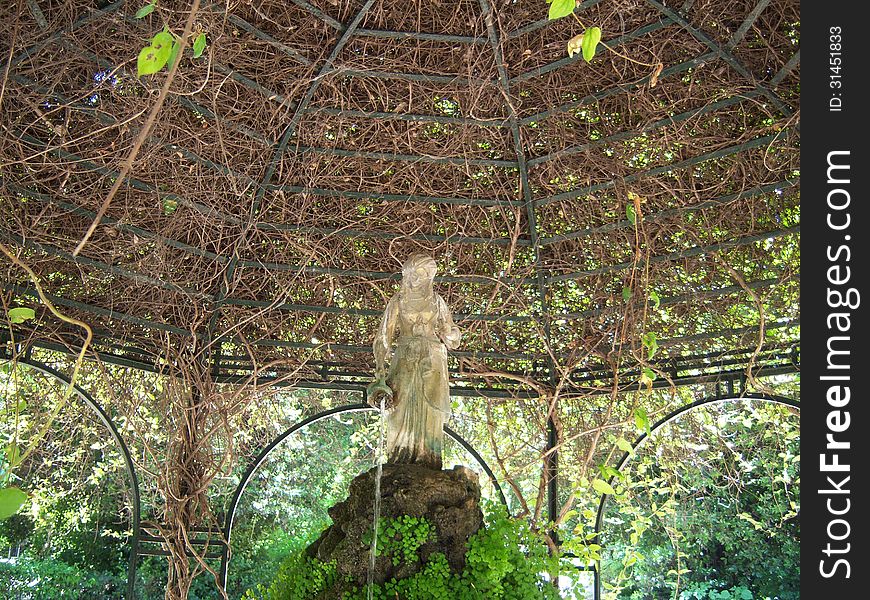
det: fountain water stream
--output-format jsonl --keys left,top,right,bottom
{"left": 367, "top": 396, "right": 387, "bottom": 600}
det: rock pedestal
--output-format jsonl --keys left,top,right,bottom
{"left": 306, "top": 463, "right": 483, "bottom": 595}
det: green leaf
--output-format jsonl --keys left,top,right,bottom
{"left": 642, "top": 367, "right": 657, "bottom": 383}
{"left": 634, "top": 407, "right": 651, "bottom": 435}
{"left": 548, "top": 0, "right": 575, "bottom": 21}
{"left": 0, "top": 486, "right": 28, "bottom": 520}
{"left": 138, "top": 31, "right": 174, "bottom": 76}
{"left": 167, "top": 40, "right": 180, "bottom": 70}
{"left": 626, "top": 203, "right": 636, "bottom": 225}
{"left": 193, "top": 33, "right": 207, "bottom": 58}
{"left": 137, "top": 46, "right": 161, "bottom": 76}
{"left": 5, "top": 443, "right": 21, "bottom": 468}
{"left": 592, "top": 478, "right": 616, "bottom": 496}
{"left": 581, "top": 26, "right": 602, "bottom": 62}
{"left": 616, "top": 438, "right": 634, "bottom": 454}
{"left": 649, "top": 290, "right": 661, "bottom": 309}
{"left": 8, "top": 307, "right": 35, "bottom": 323}
{"left": 135, "top": 3, "right": 156, "bottom": 19}
{"left": 622, "top": 286, "right": 632, "bottom": 302}
{"left": 151, "top": 31, "right": 174, "bottom": 60}
{"left": 642, "top": 332, "right": 658, "bottom": 359}
{"left": 598, "top": 465, "right": 621, "bottom": 480}
{"left": 162, "top": 197, "right": 178, "bottom": 215}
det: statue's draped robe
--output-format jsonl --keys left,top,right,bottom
{"left": 374, "top": 292, "right": 460, "bottom": 469}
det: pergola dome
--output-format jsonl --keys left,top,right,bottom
{"left": 1, "top": 0, "right": 799, "bottom": 394}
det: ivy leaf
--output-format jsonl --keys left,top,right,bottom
{"left": 137, "top": 31, "right": 174, "bottom": 76}
{"left": 151, "top": 31, "right": 174, "bottom": 62}
{"left": 548, "top": 0, "right": 575, "bottom": 21}
{"left": 649, "top": 290, "right": 661, "bottom": 309}
{"left": 634, "top": 407, "right": 651, "bottom": 435}
{"left": 626, "top": 204, "right": 636, "bottom": 225}
{"left": 616, "top": 438, "right": 634, "bottom": 454}
{"left": 193, "top": 33, "right": 207, "bottom": 58}
{"left": 137, "top": 46, "right": 162, "bottom": 76}
{"left": 0, "top": 486, "right": 28, "bottom": 520}
{"left": 598, "top": 464, "right": 621, "bottom": 480}
{"left": 642, "top": 331, "right": 658, "bottom": 359}
{"left": 135, "top": 3, "right": 156, "bottom": 19}
{"left": 8, "top": 307, "right": 36, "bottom": 323}
{"left": 581, "top": 26, "right": 602, "bottom": 62}
{"left": 592, "top": 478, "right": 616, "bottom": 496}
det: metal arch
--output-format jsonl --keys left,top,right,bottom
{"left": 4, "top": 357, "right": 143, "bottom": 600}
{"left": 219, "top": 402, "right": 508, "bottom": 588}
{"left": 590, "top": 392, "right": 800, "bottom": 600}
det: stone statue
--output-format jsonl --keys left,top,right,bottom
{"left": 367, "top": 254, "right": 461, "bottom": 470}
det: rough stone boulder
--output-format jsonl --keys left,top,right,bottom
{"left": 306, "top": 463, "right": 483, "bottom": 592}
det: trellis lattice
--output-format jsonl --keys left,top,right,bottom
{"left": 1, "top": 0, "right": 799, "bottom": 393}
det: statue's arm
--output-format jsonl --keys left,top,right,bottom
{"left": 373, "top": 295, "right": 398, "bottom": 378}
{"left": 436, "top": 295, "right": 461, "bottom": 350}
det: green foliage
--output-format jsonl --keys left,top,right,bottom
{"left": 0, "top": 362, "right": 132, "bottom": 579}
{"left": 641, "top": 332, "right": 658, "bottom": 360}
{"left": 580, "top": 27, "right": 602, "bottom": 62}
{"left": 138, "top": 30, "right": 175, "bottom": 76}
{"left": 594, "top": 401, "right": 800, "bottom": 599}
{"left": 0, "top": 486, "right": 28, "bottom": 520}
{"left": 458, "top": 503, "right": 561, "bottom": 600}
{"left": 592, "top": 478, "right": 616, "bottom": 496}
{"left": 135, "top": 3, "right": 156, "bottom": 19}
{"left": 193, "top": 33, "right": 207, "bottom": 58}
{"left": 633, "top": 407, "right": 651, "bottom": 435}
{"left": 250, "top": 505, "right": 565, "bottom": 600}
{"left": 680, "top": 580, "right": 753, "bottom": 599}
{"left": 0, "top": 557, "right": 126, "bottom": 599}
{"left": 243, "top": 553, "right": 337, "bottom": 600}
{"left": 369, "top": 515, "right": 435, "bottom": 567}
{"left": 162, "top": 197, "right": 178, "bottom": 215}
{"left": 227, "top": 407, "right": 381, "bottom": 594}
{"left": 7, "top": 307, "right": 35, "bottom": 323}
{"left": 547, "top": 0, "right": 575, "bottom": 21}
{"left": 224, "top": 527, "right": 300, "bottom": 598}
{"left": 136, "top": 20, "right": 206, "bottom": 76}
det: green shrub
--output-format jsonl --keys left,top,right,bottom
{"left": 247, "top": 504, "right": 564, "bottom": 600}
{"left": 243, "top": 553, "right": 338, "bottom": 600}
{"left": 0, "top": 557, "right": 125, "bottom": 599}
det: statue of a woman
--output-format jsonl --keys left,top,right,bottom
{"left": 369, "top": 254, "right": 461, "bottom": 470}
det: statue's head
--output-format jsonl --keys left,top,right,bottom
{"left": 401, "top": 254, "right": 438, "bottom": 290}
